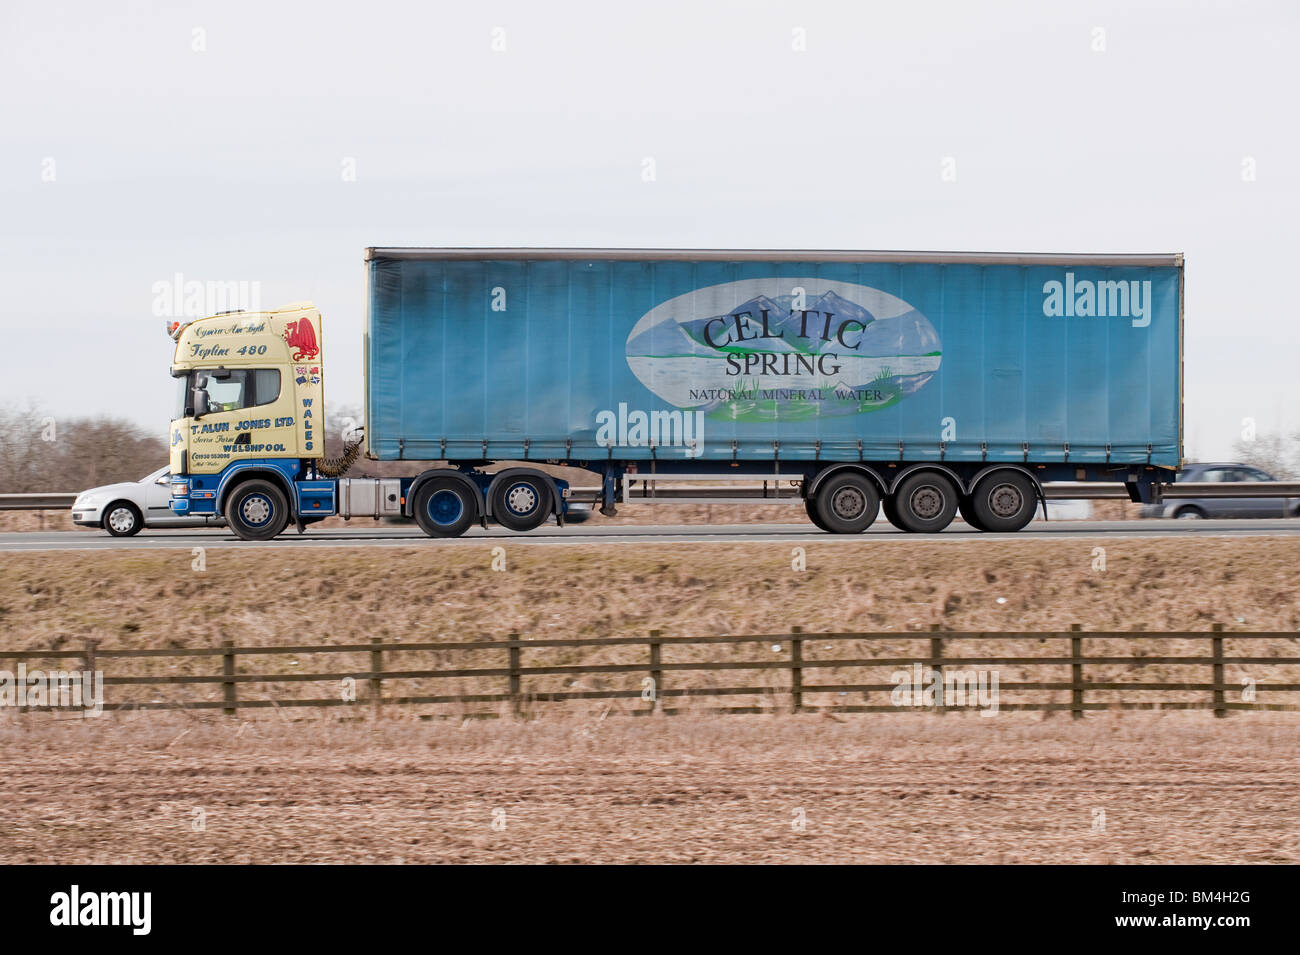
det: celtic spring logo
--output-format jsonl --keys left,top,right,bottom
{"left": 625, "top": 278, "right": 941, "bottom": 421}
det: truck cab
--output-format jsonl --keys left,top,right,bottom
{"left": 167, "top": 303, "right": 334, "bottom": 539}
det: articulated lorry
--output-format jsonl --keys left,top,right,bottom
{"left": 167, "top": 248, "right": 1183, "bottom": 540}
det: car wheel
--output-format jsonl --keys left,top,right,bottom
{"left": 1175, "top": 506, "right": 1205, "bottom": 520}
{"left": 224, "top": 479, "right": 290, "bottom": 541}
{"left": 893, "top": 472, "right": 959, "bottom": 533}
{"left": 969, "top": 471, "right": 1037, "bottom": 533}
{"left": 103, "top": 501, "right": 143, "bottom": 537}
{"left": 813, "top": 473, "right": 880, "bottom": 533}
{"left": 413, "top": 478, "right": 478, "bottom": 538}
{"left": 491, "top": 476, "right": 552, "bottom": 532}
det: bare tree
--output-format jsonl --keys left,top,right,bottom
{"left": 0, "top": 403, "right": 168, "bottom": 492}
{"left": 1230, "top": 431, "right": 1300, "bottom": 480}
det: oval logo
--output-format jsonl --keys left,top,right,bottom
{"left": 625, "top": 277, "right": 942, "bottom": 421}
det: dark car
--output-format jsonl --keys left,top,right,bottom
{"left": 1140, "top": 462, "right": 1300, "bottom": 519}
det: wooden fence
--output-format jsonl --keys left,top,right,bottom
{"left": 3, "top": 625, "right": 1299, "bottom": 718}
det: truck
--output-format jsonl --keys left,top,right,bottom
{"left": 166, "top": 248, "right": 1183, "bottom": 540}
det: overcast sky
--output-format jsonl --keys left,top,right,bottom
{"left": 1, "top": 0, "right": 1295, "bottom": 461}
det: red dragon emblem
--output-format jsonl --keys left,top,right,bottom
{"left": 283, "top": 318, "right": 320, "bottom": 362}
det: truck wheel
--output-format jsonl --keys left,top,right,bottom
{"left": 225, "top": 479, "right": 290, "bottom": 541}
{"left": 957, "top": 496, "right": 987, "bottom": 531}
{"left": 104, "top": 501, "right": 143, "bottom": 537}
{"left": 813, "top": 473, "right": 880, "bottom": 533}
{"left": 893, "top": 472, "right": 959, "bottom": 533}
{"left": 492, "top": 476, "right": 553, "bottom": 532}
{"left": 413, "top": 479, "right": 477, "bottom": 538}
{"left": 969, "top": 472, "right": 1037, "bottom": 532}
{"left": 804, "top": 497, "right": 831, "bottom": 532}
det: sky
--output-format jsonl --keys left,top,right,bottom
{"left": 1, "top": 0, "right": 1296, "bottom": 461}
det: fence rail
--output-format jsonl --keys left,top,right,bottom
{"left": 5, "top": 627, "right": 1300, "bottom": 718}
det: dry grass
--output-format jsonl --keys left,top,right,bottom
{"left": 2, "top": 538, "right": 1298, "bottom": 712}
{"left": 0, "top": 712, "right": 1294, "bottom": 864}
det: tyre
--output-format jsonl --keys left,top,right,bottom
{"left": 224, "top": 479, "right": 290, "bottom": 541}
{"left": 103, "top": 501, "right": 142, "bottom": 537}
{"left": 804, "top": 496, "right": 831, "bottom": 532}
{"left": 892, "top": 471, "right": 959, "bottom": 533}
{"left": 881, "top": 494, "right": 907, "bottom": 530}
{"left": 957, "top": 496, "right": 987, "bottom": 531}
{"left": 491, "top": 475, "right": 553, "bottom": 532}
{"left": 413, "top": 478, "right": 478, "bottom": 538}
{"left": 813, "top": 472, "right": 880, "bottom": 534}
{"left": 1175, "top": 506, "right": 1205, "bottom": 520}
{"left": 969, "top": 471, "right": 1037, "bottom": 533}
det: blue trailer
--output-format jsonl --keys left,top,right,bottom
{"left": 363, "top": 248, "right": 1182, "bottom": 536}
{"left": 166, "top": 248, "right": 1182, "bottom": 540}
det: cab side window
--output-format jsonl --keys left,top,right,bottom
{"left": 204, "top": 369, "right": 281, "bottom": 411}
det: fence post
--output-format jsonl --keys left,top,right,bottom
{"left": 1212, "top": 623, "right": 1226, "bottom": 718}
{"left": 1070, "top": 624, "right": 1084, "bottom": 719}
{"left": 930, "top": 624, "right": 945, "bottom": 714}
{"left": 790, "top": 627, "right": 803, "bottom": 712}
{"left": 369, "top": 637, "right": 384, "bottom": 718}
{"left": 507, "top": 633, "right": 522, "bottom": 717}
{"left": 84, "top": 639, "right": 99, "bottom": 719}
{"left": 221, "top": 639, "right": 237, "bottom": 716}
{"left": 648, "top": 630, "right": 663, "bottom": 714}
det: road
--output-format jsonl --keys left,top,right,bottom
{"left": 3, "top": 518, "right": 1298, "bottom": 552}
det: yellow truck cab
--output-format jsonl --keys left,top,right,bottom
{"left": 167, "top": 303, "right": 335, "bottom": 538}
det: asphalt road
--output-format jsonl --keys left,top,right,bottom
{"left": 3, "top": 518, "right": 1299, "bottom": 552}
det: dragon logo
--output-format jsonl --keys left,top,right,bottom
{"left": 283, "top": 317, "right": 320, "bottom": 362}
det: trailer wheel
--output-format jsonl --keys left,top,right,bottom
{"left": 103, "top": 501, "right": 142, "bottom": 537}
{"left": 969, "top": 471, "right": 1036, "bottom": 532}
{"left": 413, "top": 479, "right": 477, "bottom": 538}
{"left": 813, "top": 473, "right": 880, "bottom": 533}
{"left": 893, "top": 472, "right": 959, "bottom": 533}
{"left": 804, "top": 496, "right": 831, "bottom": 532}
{"left": 491, "top": 476, "right": 552, "bottom": 532}
{"left": 225, "top": 479, "right": 290, "bottom": 541}
{"left": 957, "top": 496, "right": 988, "bottom": 531}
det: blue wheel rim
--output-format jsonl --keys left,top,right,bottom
{"left": 427, "top": 488, "right": 465, "bottom": 526}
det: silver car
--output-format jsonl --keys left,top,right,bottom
{"left": 1139, "top": 462, "right": 1300, "bottom": 519}
{"left": 71, "top": 466, "right": 225, "bottom": 536}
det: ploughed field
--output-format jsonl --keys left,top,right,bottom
{"left": 0, "top": 714, "right": 1295, "bottom": 864}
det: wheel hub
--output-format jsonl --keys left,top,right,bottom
{"left": 909, "top": 485, "right": 944, "bottom": 519}
{"left": 988, "top": 483, "right": 1023, "bottom": 518}
{"left": 107, "top": 507, "right": 134, "bottom": 532}
{"left": 241, "top": 495, "right": 272, "bottom": 525}
{"left": 831, "top": 487, "right": 866, "bottom": 520}
{"left": 506, "top": 484, "right": 537, "bottom": 515}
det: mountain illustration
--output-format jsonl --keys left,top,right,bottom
{"left": 853, "top": 309, "right": 941, "bottom": 357}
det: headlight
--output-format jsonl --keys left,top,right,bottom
{"left": 74, "top": 494, "right": 104, "bottom": 508}
{"left": 170, "top": 480, "right": 189, "bottom": 497}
